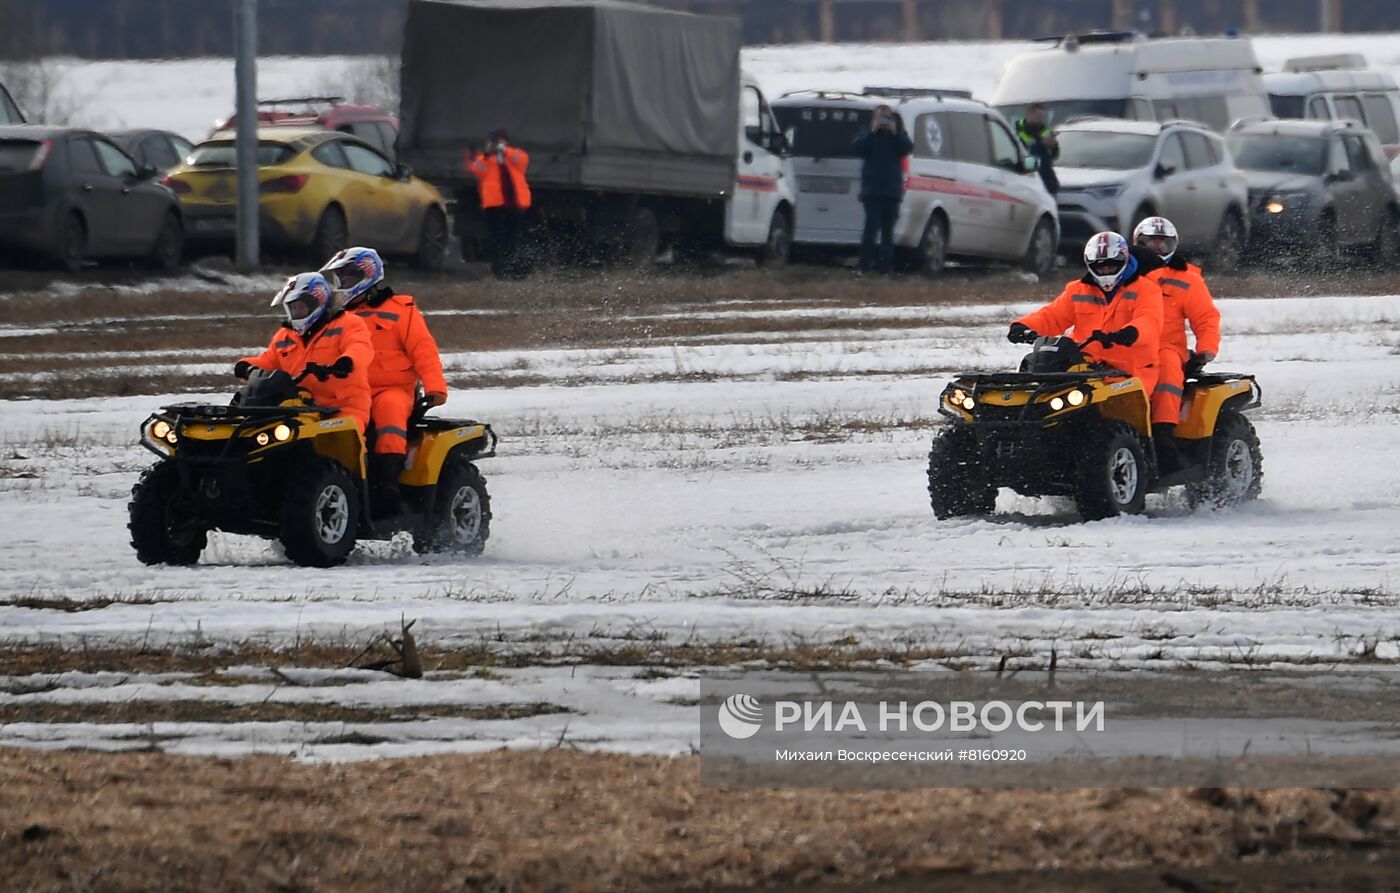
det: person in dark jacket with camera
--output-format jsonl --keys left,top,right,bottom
{"left": 853, "top": 104, "right": 913, "bottom": 274}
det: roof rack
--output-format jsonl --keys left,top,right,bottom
{"left": 862, "top": 85, "right": 973, "bottom": 100}
{"left": 256, "top": 96, "right": 345, "bottom": 108}
{"left": 777, "top": 89, "right": 867, "bottom": 101}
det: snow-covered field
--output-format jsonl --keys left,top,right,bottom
{"left": 19, "top": 33, "right": 1400, "bottom": 141}
{"left": 4, "top": 288, "right": 1400, "bottom": 757}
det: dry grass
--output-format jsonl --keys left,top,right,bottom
{"left": 4, "top": 747, "right": 1399, "bottom": 892}
{"left": 0, "top": 701, "right": 564, "bottom": 726}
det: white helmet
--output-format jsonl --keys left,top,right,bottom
{"left": 1132, "top": 216, "right": 1179, "bottom": 262}
{"left": 271, "top": 272, "right": 334, "bottom": 335}
{"left": 1083, "top": 231, "right": 1132, "bottom": 292}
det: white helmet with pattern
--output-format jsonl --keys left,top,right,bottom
{"left": 1083, "top": 231, "right": 1132, "bottom": 292}
{"left": 1132, "top": 216, "right": 1179, "bottom": 262}
{"left": 271, "top": 272, "right": 334, "bottom": 335}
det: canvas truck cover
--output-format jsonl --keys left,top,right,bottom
{"left": 398, "top": 0, "right": 740, "bottom": 197}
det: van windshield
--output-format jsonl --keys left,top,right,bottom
{"left": 994, "top": 99, "right": 1129, "bottom": 128}
{"left": 1226, "top": 134, "right": 1326, "bottom": 175}
{"left": 772, "top": 106, "right": 873, "bottom": 158}
{"left": 1268, "top": 93, "right": 1306, "bottom": 119}
{"left": 1055, "top": 130, "right": 1157, "bottom": 170}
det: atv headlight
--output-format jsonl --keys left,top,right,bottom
{"left": 1050, "top": 395, "right": 1066, "bottom": 411}
{"left": 1067, "top": 389, "right": 1086, "bottom": 407}
{"left": 152, "top": 420, "right": 171, "bottom": 441}
{"left": 949, "top": 388, "right": 975, "bottom": 411}
{"left": 164, "top": 429, "right": 178, "bottom": 445}
{"left": 273, "top": 423, "right": 293, "bottom": 442}
{"left": 256, "top": 431, "right": 271, "bottom": 446}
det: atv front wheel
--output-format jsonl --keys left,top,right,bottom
{"left": 413, "top": 460, "right": 491, "bottom": 556}
{"left": 927, "top": 426, "right": 996, "bottom": 519}
{"left": 1074, "top": 422, "right": 1147, "bottom": 521}
{"left": 129, "top": 461, "right": 207, "bottom": 565}
{"left": 280, "top": 459, "right": 359, "bottom": 567}
{"left": 1187, "top": 410, "right": 1262, "bottom": 509}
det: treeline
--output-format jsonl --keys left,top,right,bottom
{"left": 1, "top": 0, "right": 1398, "bottom": 60}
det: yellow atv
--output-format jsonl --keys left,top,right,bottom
{"left": 928, "top": 336, "right": 1261, "bottom": 521}
{"left": 129, "top": 368, "right": 495, "bottom": 567}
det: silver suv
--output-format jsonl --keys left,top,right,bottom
{"left": 1052, "top": 118, "right": 1250, "bottom": 270}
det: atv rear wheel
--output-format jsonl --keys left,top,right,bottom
{"left": 413, "top": 460, "right": 491, "bottom": 555}
{"left": 1074, "top": 422, "right": 1147, "bottom": 520}
{"left": 1186, "top": 410, "right": 1262, "bottom": 509}
{"left": 129, "top": 461, "right": 207, "bottom": 566}
{"left": 280, "top": 459, "right": 359, "bottom": 567}
{"left": 927, "top": 426, "right": 996, "bottom": 519}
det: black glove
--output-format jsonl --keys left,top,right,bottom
{"left": 233, "top": 360, "right": 254, "bottom": 379}
{"left": 327, "top": 356, "right": 353, "bottom": 378}
{"left": 1007, "top": 322, "right": 1038, "bottom": 344}
{"left": 1184, "top": 351, "right": 1209, "bottom": 378}
{"left": 1089, "top": 326, "right": 1138, "bottom": 347}
{"left": 303, "top": 362, "right": 330, "bottom": 381}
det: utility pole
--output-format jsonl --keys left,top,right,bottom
{"left": 234, "top": 0, "right": 259, "bottom": 270}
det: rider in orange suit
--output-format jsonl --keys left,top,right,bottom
{"left": 1009, "top": 231, "right": 1164, "bottom": 399}
{"left": 235, "top": 272, "right": 373, "bottom": 431}
{"left": 1131, "top": 216, "right": 1222, "bottom": 460}
{"left": 321, "top": 247, "right": 447, "bottom": 514}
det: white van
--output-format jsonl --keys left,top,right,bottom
{"left": 770, "top": 89, "right": 1059, "bottom": 275}
{"left": 990, "top": 31, "right": 1270, "bottom": 132}
{"left": 1263, "top": 54, "right": 1400, "bottom": 156}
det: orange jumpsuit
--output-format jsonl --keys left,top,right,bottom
{"left": 1144, "top": 259, "right": 1221, "bottom": 425}
{"left": 467, "top": 147, "right": 532, "bottom": 209}
{"left": 240, "top": 312, "right": 373, "bottom": 431}
{"left": 351, "top": 292, "right": 448, "bottom": 455}
{"left": 1015, "top": 270, "right": 1164, "bottom": 398}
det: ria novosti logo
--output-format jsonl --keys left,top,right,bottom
{"left": 717, "top": 693, "right": 763, "bottom": 739}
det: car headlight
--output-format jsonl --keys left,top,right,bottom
{"left": 1085, "top": 184, "right": 1125, "bottom": 199}
{"left": 1265, "top": 192, "right": 1310, "bottom": 214}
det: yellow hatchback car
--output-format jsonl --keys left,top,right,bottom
{"left": 164, "top": 128, "right": 448, "bottom": 269}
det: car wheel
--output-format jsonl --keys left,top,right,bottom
{"left": 279, "top": 458, "right": 359, "bottom": 568}
{"left": 310, "top": 205, "right": 348, "bottom": 262}
{"left": 415, "top": 207, "right": 448, "bottom": 271}
{"left": 128, "top": 461, "right": 207, "bottom": 566}
{"left": 914, "top": 214, "right": 947, "bottom": 276}
{"left": 757, "top": 209, "right": 792, "bottom": 268}
{"left": 1023, "top": 216, "right": 1056, "bottom": 277}
{"left": 1073, "top": 422, "right": 1148, "bottom": 521}
{"left": 147, "top": 211, "right": 185, "bottom": 271}
{"left": 1212, "top": 211, "right": 1243, "bottom": 273}
{"left": 412, "top": 460, "right": 491, "bottom": 556}
{"left": 57, "top": 212, "right": 86, "bottom": 273}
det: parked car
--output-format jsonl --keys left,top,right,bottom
{"left": 1051, "top": 117, "right": 1249, "bottom": 269}
{"left": 771, "top": 88, "right": 1059, "bottom": 275}
{"left": 215, "top": 96, "right": 398, "bottom": 158}
{"left": 1227, "top": 118, "right": 1400, "bottom": 265}
{"left": 163, "top": 127, "right": 447, "bottom": 268}
{"left": 1, "top": 80, "right": 23, "bottom": 125}
{"left": 108, "top": 129, "right": 195, "bottom": 175}
{"left": 0, "top": 125, "right": 184, "bottom": 272}
{"left": 991, "top": 31, "right": 1270, "bottom": 132}
{"left": 1264, "top": 54, "right": 1400, "bottom": 157}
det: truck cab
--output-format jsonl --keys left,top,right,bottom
{"left": 726, "top": 74, "right": 797, "bottom": 262}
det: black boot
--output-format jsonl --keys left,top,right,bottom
{"left": 1153, "top": 423, "right": 1179, "bottom": 474}
{"left": 369, "top": 453, "right": 407, "bottom": 518}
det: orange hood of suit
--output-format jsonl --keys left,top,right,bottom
{"left": 350, "top": 292, "right": 448, "bottom": 394}
{"left": 467, "top": 146, "right": 531, "bottom": 210}
{"left": 1015, "top": 271, "right": 1164, "bottom": 379}
{"left": 239, "top": 311, "right": 374, "bottom": 430}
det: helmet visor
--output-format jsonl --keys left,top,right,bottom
{"left": 1088, "top": 258, "right": 1125, "bottom": 277}
{"left": 284, "top": 293, "right": 320, "bottom": 321}
{"left": 327, "top": 263, "right": 367, "bottom": 292}
{"left": 1138, "top": 234, "right": 1178, "bottom": 257}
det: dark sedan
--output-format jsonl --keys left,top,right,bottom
{"left": 0, "top": 125, "right": 184, "bottom": 271}
{"left": 108, "top": 129, "right": 195, "bottom": 175}
{"left": 1227, "top": 119, "right": 1400, "bottom": 266}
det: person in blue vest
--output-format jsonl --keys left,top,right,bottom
{"left": 852, "top": 104, "right": 913, "bottom": 274}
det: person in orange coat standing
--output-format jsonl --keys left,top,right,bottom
{"left": 467, "top": 127, "right": 532, "bottom": 278}
{"left": 1131, "top": 216, "right": 1222, "bottom": 467}
{"left": 1008, "top": 231, "right": 1164, "bottom": 400}
{"left": 235, "top": 272, "right": 373, "bottom": 431}
{"left": 321, "top": 247, "right": 447, "bottom": 516}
